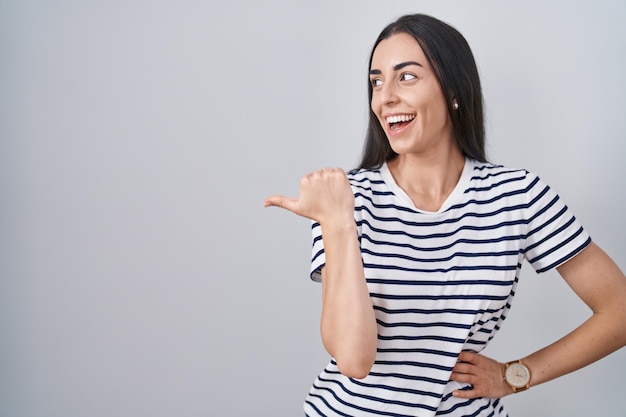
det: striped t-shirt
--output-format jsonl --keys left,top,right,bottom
{"left": 304, "top": 158, "right": 590, "bottom": 417}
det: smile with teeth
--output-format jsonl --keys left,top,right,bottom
{"left": 386, "top": 114, "right": 416, "bottom": 131}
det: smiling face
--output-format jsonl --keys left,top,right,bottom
{"left": 369, "top": 32, "right": 455, "bottom": 158}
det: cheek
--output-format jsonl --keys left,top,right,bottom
{"left": 370, "top": 98, "right": 383, "bottom": 121}
{"left": 370, "top": 96, "right": 379, "bottom": 113}
{"left": 416, "top": 95, "right": 447, "bottom": 125}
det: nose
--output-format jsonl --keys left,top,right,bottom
{"left": 379, "top": 81, "right": 399, "bottom": 106}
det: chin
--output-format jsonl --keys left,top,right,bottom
{"left": 387, "top": 140, "right": 420, "bottom": 156}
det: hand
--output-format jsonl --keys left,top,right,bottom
{"left": 450, "top": 351, "right": 514, "bottom": 399}
{"left": 264, "top": 167, "right": 355, "bottom": 227}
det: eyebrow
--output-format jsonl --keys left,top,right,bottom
{"left": 369, "top": 61, "right": 423, "bottom": 75}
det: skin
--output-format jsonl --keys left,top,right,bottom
{"left": 369, "top": 32, "right": 465, "bottom": 212}
{"left": 265, "top": 32, "right": 626, "bottom": 396}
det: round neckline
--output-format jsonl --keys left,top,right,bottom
{"left": 379, "top": 158, "right": 475, "bottom": 214}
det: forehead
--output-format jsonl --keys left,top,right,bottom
{"left": 371, "top": 32, "right": 430, "bottom": 70}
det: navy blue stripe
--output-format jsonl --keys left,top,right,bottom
{"left": 472, "top": 163, "right": 506, "bottom": 172}
{"left": 372, "top": 190, "right": 395, "bottom": 196}
{"left": 470, "top": 167, "right": 523, "bottom": 181}
{"left": 370, "top": 292, "right": 509, "bottom": 301}
{"left": 377, "top": 347, "right": 460, "bottom": 357}
{"left": 352, "top": 184, "right": 390, "bottom": 195}
{"left": 366, "top": 277, "right": 516, "bottom": 286}
{"left": 373, "top": 305, "right": 503, "bottom": 315}
{"left": 436, "top": 395, "right": 473, "bottom": 415}
{"left": 436, "top": 396, "right": 495, "bottom": 416}
{"left": 348, "top": 376, "right": 441, "bottom": 398}
{"left": 328, "top": 358, "right": 453, "bottom": 374}
{"left": 366, "top": 370, "right": 448, "bottom": 385}
{"left": 361, "top": 232, "right": 524, "bottom": 252}
{"left": 464, "top": 339, "right": 490, "bottom": 347}
{"left": 359, "top": 217, "right": 527, "bottom": 240}
{"left": 311, "top": 248, "right": 324, "bottom": 265}
{"left": 378, "top": 334, "right": 466, "bottom": 343}
{"left": 375, "top": 319, "right": 471, "bottom": 330}
{"left": 347, "top": 170, "right": 382, "bottom": 180}
{"left": 463, "top": 173, "right": 526, "bottom": 193}
{"left": 361, "top": 247, "right": 520, "bottom": 265}
{"left": 364, "top": 263, "right": 517, "bottom": 274}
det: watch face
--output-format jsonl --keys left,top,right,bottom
{"left": 505, "top": 363, "right": 530, "bottom": 388}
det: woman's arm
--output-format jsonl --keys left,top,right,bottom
{"left": 319, "top": 221, "right": 377, "bottom": 378}
{"left": 264, "top": 168, "right": 378, "bottom": 378}
{"left": 450, "top": 242, "right": 626, "bottom": 398}
{"left": 522, "top": 242, "right": 626, "bottom": 386}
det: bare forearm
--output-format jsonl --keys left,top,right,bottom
{"left": 522, "top": 244, "right": 626, "bottom": 387}
{"left": 320, "top": 222, "right": 377, "bottom": 379}
{"left": 523, "top": 309, "right": 626, "bottom": 387}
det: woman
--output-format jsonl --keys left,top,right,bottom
{"left": 264, "top": 14, "right": 626, "bottom": 416}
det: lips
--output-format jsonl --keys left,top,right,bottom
{"left": 385, "top": 114, "right": 416, "bottom": 132}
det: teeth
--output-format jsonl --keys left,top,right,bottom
{"left": 386, "top": 114, "right": 415, "bottom": 124}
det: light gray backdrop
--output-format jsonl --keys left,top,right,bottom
{"left": 1, "top": 1, "right": 625, "bottom": 416}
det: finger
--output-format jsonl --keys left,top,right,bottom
{"left": 263, "top": 195, "right": 300, "bottom": 213}
{"left": 451, "top": 362, "right": 474, "bottom": 374}
{"left": 457, "top": 350, "right": 478, "bottom": 363}
{"left": 452, "top": 387, "right": 479, "bottom": 399}
{"left": 450, "top": 370, "right": 475, "bottom": 384}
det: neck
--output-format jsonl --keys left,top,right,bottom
{"left": 387, "top": 147, "right": 466, "bottom": 212}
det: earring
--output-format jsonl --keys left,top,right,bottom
{"left": 453, "top": 101, "right": 459, "bottom": 110}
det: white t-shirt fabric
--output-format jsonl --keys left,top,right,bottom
{"left": 305, "top": 158, "right": 591, "bottom": 417}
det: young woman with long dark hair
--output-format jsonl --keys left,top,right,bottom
{"left": 265, "top": 14, "right": 626, "bottom": 416}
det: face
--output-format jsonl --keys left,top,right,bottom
{"left": 370, "top": 32, "right": 453, "bottom": 157}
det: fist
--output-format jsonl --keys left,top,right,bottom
{"left": 264, "top": 167, "right": 355, "bottom": 226}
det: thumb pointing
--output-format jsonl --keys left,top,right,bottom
{"left": 263, "top": 195, "right": 300, "bottom": 214}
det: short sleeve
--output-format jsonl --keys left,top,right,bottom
{"left": 522, "top": 172, "right": 591, "bottom": 273}
{"left": 310, "top": 220, "right": 325, "bottom": 282}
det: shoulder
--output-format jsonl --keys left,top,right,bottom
{"left": 347, "top": 166, "right": 382, "bottom": 182}
{"left": 459, "top": 160, "right": 558, "bottom": 215}
{"left": 470, "top": 160, "right": 530, "bottom": 181}
{"left": 468, "top": 160, "right": 543, "bottom": 192}
{"left": 346, "top": 166, "right": 386, "bottom": 193}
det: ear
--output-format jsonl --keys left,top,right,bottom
{"left": 448, "top": 91, "right": 459, "bottom": 110}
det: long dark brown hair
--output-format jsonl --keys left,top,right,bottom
{"left": 358, "top": 14, "right": 487, "bottom": 169}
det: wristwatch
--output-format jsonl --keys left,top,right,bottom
{"left": 504, "top": 360, "right": 531, "bottom": 393}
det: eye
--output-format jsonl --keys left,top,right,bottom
{"left": 400, "top": 72, "right": 417, "bottom": 82}
{"left": 370, "top": 78, "right": 383, "bottom": 87}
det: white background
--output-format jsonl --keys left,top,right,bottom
{"left": 1, "top": 1, "right": 625, "bottom": 416}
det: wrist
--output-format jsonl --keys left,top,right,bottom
{"left": 503, "top": 359, "right": 531, "bottom": 393}
{"left": 320, "top": 218, "right": 357, "bottom": 236}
